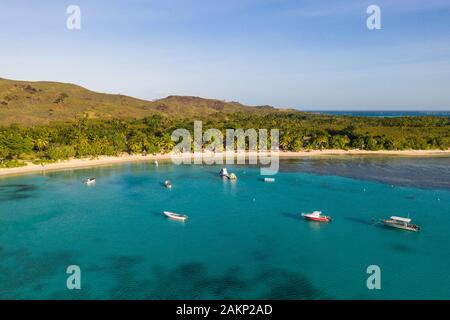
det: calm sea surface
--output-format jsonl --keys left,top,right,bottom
{"left": 310, "top": 111, "right": 450, "bottom": 117}
{"left": 0, "top": 156, "right": 449, "bottom": 299}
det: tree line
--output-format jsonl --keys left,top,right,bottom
{"left": 1, "top": 112, "right": 449, "bottom": 167}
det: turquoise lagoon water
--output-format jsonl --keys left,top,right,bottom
{"left": 0, "top": 157, "right": 449, "bottom": 299}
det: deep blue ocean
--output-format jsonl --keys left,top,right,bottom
{"left": 309, "top": 111, "right": 450, "bottom": 117}
{"left": 0, "top": 156, "right": 449, "bottom": 299}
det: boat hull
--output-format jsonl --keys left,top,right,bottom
{"left": 164, "top": 211, "right": 188, "bottom": 222}
{"left": 302, "top": 215, "right": 331, "bottom": 222}
{"left": 381, "top": 220, "right": 420, "bottom": 232}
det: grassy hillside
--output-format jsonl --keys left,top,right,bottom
{"left": 0, "top": 78, "right": 284, "bottom": 125}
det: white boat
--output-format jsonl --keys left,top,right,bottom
{"left": 165, "top": 180, "right": 172, "bottom": 189}
{"left": 163, "top": 211, "right": 188, "bottom": 222}
{"left": 219, "top": 168, "right": 229, "bottom": 177}
{"left": 84, "top": 178, "right": 96, "bottom": 185}
{"left": 229, "top": 173, "right": 237, "bottom": 180}
{"left": 301, "top": 211, "right": 331, "bottom": 222}
{"left": 380, "top": 216, "right": 420, "bottom": 232}
{"left": 264, "top": 177, "right": 275, "bottom": 182}
{"left": 154, "top": 160, "right": 159, "bottom": 166}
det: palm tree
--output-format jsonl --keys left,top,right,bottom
{"left": 34, "top": 138, "right": 49, "bottom": 151}
{"left": 280, "top": 131, "right": 293, "bottom": 151}
{"left": 314, "top": 135, "right": 329, "bottom": 150}
{"left": 128, "top": 141, "right": 143, "bottom": 154}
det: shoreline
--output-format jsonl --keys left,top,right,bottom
{"left": 1, "top": 149, "right": 449, "bottom": 178}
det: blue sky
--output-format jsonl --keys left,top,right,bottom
{"left": 1, "top": 0, "right": 450, "bottom": 110}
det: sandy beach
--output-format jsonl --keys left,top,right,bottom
{"left": 1, "top": 149, "right": 449, "bottom": 178}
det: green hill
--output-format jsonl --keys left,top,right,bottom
{"left": 0, "top": 78, "right": 286, "bottom": 126}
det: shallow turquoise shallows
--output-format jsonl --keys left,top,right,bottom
{"left": 0, "top": 157, "right": 449, "bottom": 299}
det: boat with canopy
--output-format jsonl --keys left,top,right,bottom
{"left": 380, "top": 216, "right": 420, "bottom": 232}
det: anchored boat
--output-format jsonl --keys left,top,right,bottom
{"left": 165, "top": 180, "right": 172, "bottom": 189}
{"left": 380, "top": 216, "right": 420, "bottom": 232}
{"left": 219, "top": 168, "right": 229, "bottom": 177}
{"left": 164, "top": 211, "right": 188, "bottom": 222}
{"left": 219, "top": 168, "right": 238, "bottom": 180}
{"left": 84, "top": 178, "right": 96, "bottom": 185}
{"left": 301, "top": 211, "right": 331, "bottom": 222}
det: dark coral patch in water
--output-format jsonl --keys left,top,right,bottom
{"left": 0, "top": 184, "right": 38, "bottom": 192}
{"left": 0, "top": 184, "right": 37, "bottom": 202}
{"left": 146, "top": 262, "right": 249, "bottom": 300}
{"left": 131, "top": 262, "right": 326, "bottom": 300}
{"left": 256, "top": 269, "right": 323, "bottom": 300}
{"left": 110, "top": 255, "right": 145, "bottom": 270}
{"left": 0, "top": 248, "right": 76, "bottom": 299}
{"left": 102, "top": 255, "right": 150, "bottom": 299}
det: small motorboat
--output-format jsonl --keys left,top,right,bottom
{"left": 165, "top": 180, "right": 172, "bottom": 189}
{"left": 219, "top": 168, "right": 229, "bottom": 178}
{"left": 264, "top": 177, "right": 275, "bottom": 183}
{"left": 164, "top": 211, "right": 188, "bottom": 222}
{"left": 301, "top": 211, "right": 331, "bottom": 222}
{"left": 380, "top": 216, "right": 420, "bottom": 232}
{"left": 84, "top": 178, "right": 96, "bottom": 185}
{"left": 154, "top": 160, "right": 159, "bottom": 166}
{"left": 229, "top": 173, "right": 237, "bottom": 180}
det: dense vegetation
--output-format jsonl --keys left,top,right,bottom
{"left": 1, "top": 112, "right": 449, "bottom": 168}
